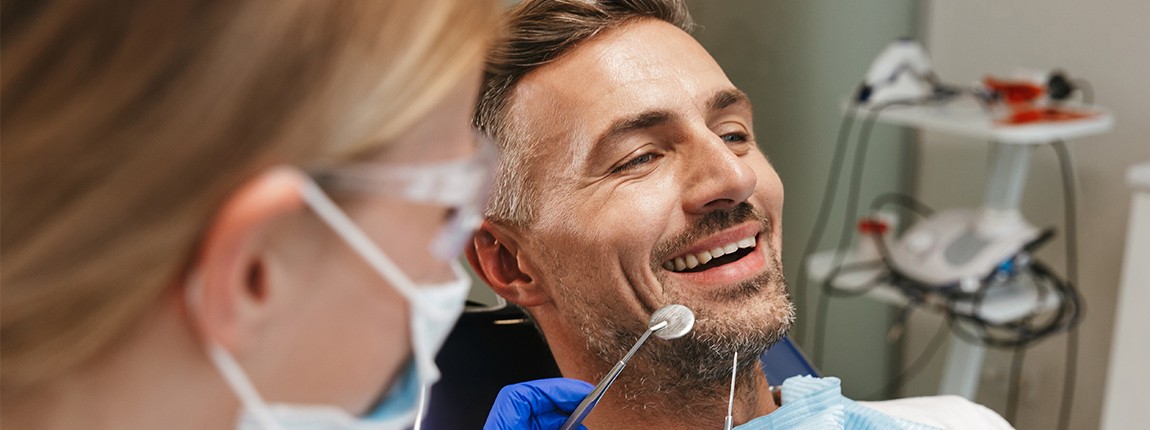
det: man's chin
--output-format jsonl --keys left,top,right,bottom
{"left": 648, "top": 268, "right": 794, "bottom": 385}
{"left": 572, "top": 247, "right": 792, "bottom": 392}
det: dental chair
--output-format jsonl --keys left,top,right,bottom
{"left": 423, "top": 303, "right": 818, "bottom": 429}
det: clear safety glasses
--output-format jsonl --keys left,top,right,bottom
{"left": 312, "top": 133, "right": 497, "bottom": 261}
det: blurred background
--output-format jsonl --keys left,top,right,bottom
{"left": 682, "top": 1, "right": 1150, "bottom": 429}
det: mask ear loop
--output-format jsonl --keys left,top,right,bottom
{"left": 185, "top": 272, "right": 286, "bottom": 430}
{"left": 299, "top": 177, "right": 424, "bottom": 302}
{"left": 299, "top": 176, "right": 462, "bottom": 322}
{"left": 303, "top": 173, "right": 456, "bottom": 427}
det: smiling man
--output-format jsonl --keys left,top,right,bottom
{"left": 469, "top": 2, "right": 789, "bottom": 426}
{"left": 469, "top": 1, "right": 1011, "bottom": 429}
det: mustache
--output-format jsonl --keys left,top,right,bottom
{"left": 650, "top": 202, "right": 769, "bottom": 270}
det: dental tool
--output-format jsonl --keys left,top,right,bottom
{"left": 723, "top": 352, "right": 738, "bottom": 430}
{"left": 559, "top": 304, "right": 695, "bottom": 430}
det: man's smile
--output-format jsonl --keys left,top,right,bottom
{"left": 662, "top": 233, "right": 757, "bottom": 272}
{"left": 659, "top": 223, "right": 768, "bottom": 284}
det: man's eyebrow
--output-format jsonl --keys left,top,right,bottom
{"left": 592, "top": 109, "right": 674, "bottom": 150}
{"left": 584, "top": 110, "right": 673, "bottom": 173}
{"left": 593, "top": 90, "right": 748, "bottom": 149}
{"left": 708, "top": 88, "right": 752, "bottom": 112}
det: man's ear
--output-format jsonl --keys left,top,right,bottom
{"left": 184, "top": 167, "right": 309, "bottom": 350}
{"left": 465, "top": 220, "right": 550, "bottom": 307}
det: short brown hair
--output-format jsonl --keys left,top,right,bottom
{"left": 475, "top": 0, "right": 693, "bottom": 226}
{"left": 1, "top": 0, "right": 497, "bottom": 390}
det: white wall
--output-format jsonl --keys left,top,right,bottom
{"left": 1102, "top": 166, "right": 1150, "bottom": 429}
{"left": 903, "top": 1, "right": 1150, "bottom": 429}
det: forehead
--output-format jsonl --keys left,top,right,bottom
{"left": 510, "top": 19, "right": 736, "bottom": 161}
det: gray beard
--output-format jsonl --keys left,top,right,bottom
{"left": 564, "top": 252, "right": 794, "bottom": 418}
{"left": 543, "top": 203, "right": 795, "bottom": 419}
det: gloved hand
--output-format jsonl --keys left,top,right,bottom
{"left": 484, "top": 377, "right": 594, "bottom": 430}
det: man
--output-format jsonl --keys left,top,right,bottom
{"left": 470, "top": 1, "right": 1011, "bottom": 429}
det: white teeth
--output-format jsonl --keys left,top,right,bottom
{"left": 663, "top": 235, "right": 758, "bottom": 272}
{"left": 685, "top": 254, "right": 699, "bottom": 269}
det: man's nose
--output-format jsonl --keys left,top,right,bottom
{"left": 681, "top": 134, "right": 757, "bottom": 214}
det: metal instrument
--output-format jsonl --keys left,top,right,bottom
{"left": 559, "top": 304, "right": 695, "bottom": 430}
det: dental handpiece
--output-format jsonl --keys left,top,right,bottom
{"left": 559, "top": 304, "right": 695, "bottom": 430}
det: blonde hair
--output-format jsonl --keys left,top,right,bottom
{"left": 1, "top": 0, "right": 497, "bottom": 391}
{"left": 475, "top": 0, "right": 693, "bottom": 226}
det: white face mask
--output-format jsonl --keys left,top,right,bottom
{"left": 188, "top": 169, "right": 479, "bottom": 430}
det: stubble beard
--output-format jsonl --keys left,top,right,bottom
{"left": 550, "top": 203, "right": 796, "bottom": 418}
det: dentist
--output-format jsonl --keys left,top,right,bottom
{"left": 1, "top": 1, "right": 499, "bottom": 429}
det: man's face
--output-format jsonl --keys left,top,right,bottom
{"left": 508, "top": 19, "right": 792, "bottom": 385}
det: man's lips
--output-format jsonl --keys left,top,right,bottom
{"left": 661, "top": 223, "right": 762, "bottom": 273}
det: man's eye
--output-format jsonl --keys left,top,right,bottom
{"left": 611, "top": 152, "right": 660, "bottom": 174}
{"left": 721, "top": 132, "right": 750, "bottom": 143}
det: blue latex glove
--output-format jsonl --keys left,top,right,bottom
{"left": 484, "top": 377, "right": 595, "bottom": 430}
